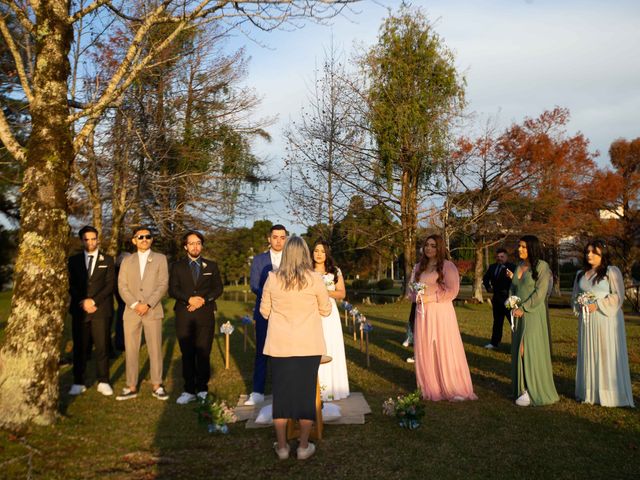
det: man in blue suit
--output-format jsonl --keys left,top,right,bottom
{"left": 244, "top": 224, "right": 288, "bottom": 405}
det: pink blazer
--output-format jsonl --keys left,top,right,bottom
{"left": 260, "top": 271, "right": 332, "bottom": 357}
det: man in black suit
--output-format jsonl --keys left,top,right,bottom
{"left": 68, "top": 225, "right": 115, "bottom": 396}
{"left": 482, "top": 248, "right": 516, "bottom": 350}
{"left": 170, "top": 231, "right": 223, "bottom": 404}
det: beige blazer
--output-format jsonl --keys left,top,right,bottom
{"left": 260, "top": 271, "right": 332, "bottom": 357}
{"left": 118, "top": 250, "right": 169, "bottom": 320}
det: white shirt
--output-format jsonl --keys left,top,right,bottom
{"left": 270, "top": 249, "right": 282, "bottom": 269}
{"left": 84, "top": 250, "right": 98, "bottom": 277}
{"left": 138, "top": 249, "right": 151, "bottom": 279}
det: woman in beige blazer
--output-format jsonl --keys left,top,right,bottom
{"left": 260, "top": 236, "right": 331, "bottom": 460}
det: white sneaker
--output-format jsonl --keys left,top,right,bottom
{"left": 176, "top": 392, "right": 197, "bottom": 405}
{"left": 484, "top": 343, "right": 496, "bottom": 350}
{"left": 244, "top": 392, "right": 264, "bottom": 406}
{"left": 406, "top": 357, "right": 415, "bottom": 363}
{"left": 196, "top": 391, "right": 208, "bottom": 400}
{"left": 97, "top": 383, "right": 113, "bottom": 396}
{"left": 69, "top": 384, "right": 87, "bottom": 395}
{"left": 516, "top": 390, "right": 531, "bottom": 407}
{"left": 297, "top": 442, "right": 316, "bottom": 460}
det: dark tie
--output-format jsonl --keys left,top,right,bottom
{"left": 494, "top": 264, "right": 503, "bottom": 279}
{"left": 87, "top": 255, "right": 94, "bottom": 277}
{"left": 190, "top": 260, "right": 200, "bottom": 284}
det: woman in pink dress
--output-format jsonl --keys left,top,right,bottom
{"left": 411, "top": 234, "right": 477, "bottom": 401}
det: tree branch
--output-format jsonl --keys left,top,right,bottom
{"left": 0, "top": 11, "right": 33, "bottom": 102}
{"left": 1, "top": 1, "right": 35, "bottom": 34}
{"left": 0, "top": 107, "right": 26, "bottom": 163}
{"left": 68, "top": 0, "right": 111, "bottom": 23}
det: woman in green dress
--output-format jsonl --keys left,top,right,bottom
{"left": 572, "top": 239, "right": 634, "bottom": 407}
{"left": 507, "top": 235, "right": 559, "bottom": 407}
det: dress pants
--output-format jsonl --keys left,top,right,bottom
{"left": 123, "top": 312, "right": 164, "bottom": 387}
{"left": 252, "top": 315, "right": 268, "bottom": 393}
{"left": 176, "top": 314, "right": 215, "bottom": 394}
{"left": 490, "top": 294, "right": 510, "bottom": 347}
{"left": 72, "top": 315, "right": 109, "bottom": 384}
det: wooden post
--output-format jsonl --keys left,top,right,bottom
{"left": 243, "top": 324, "right": 247, "bottom": 352}
{"left": 225, "top": 333, "right": 230, "bottom": 369}
{"left": 352, "top": 314, "right": 357, "bottom": 341}
{"left": 365, "top": 331, "right": 370, "bottom": 368}
{"left": 344, "top": 309, "right": 348, "bottom": 327}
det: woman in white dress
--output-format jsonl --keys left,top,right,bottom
{"left": 313, "top": 240, "right": 350, "bottom": 401}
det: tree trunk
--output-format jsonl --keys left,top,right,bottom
{"left": 400, "top": 168, "right": 418, "bottom": 295}
{"left": 106, "top": 110, "right": 131, "bottom": 257}
{"left": 473, "top": 242, "right": 484, "bottom": 303}
{"left": 0, "top": 1, "right": 73, "bottom": 429}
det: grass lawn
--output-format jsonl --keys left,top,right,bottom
{"left": 0, "top": 290, "right": 639, "bottom": 479}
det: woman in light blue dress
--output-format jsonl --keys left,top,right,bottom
{"left": 572, "top": 239, "right": 634, "bottom": 407}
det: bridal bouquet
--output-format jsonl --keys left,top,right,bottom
{"left": 382, "top": 390, "right": 425, "bottom": 430}
{"left": 410, "top": 282, "right": 426, "bottom": 296}
{"left": 504, "top": 295, "right": 522, "bottom": 331}
{"left": 575, "top": 292, "right": 597, "bottom": 323}
{"left": 195, "top": 394, "right": 237, "bottom": 434}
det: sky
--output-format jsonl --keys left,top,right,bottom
{"left": 225, "top": 0, "right": 640, "bottom": 233}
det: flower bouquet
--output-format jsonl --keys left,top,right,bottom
{"left": 575, "top": 292, "right": 597, "bottom": 323}
{"left": 410, "top": 282, "right": 426, "bottom": 296}
{"left": 382, "top": 390, "right": 425, "bottom": 430}
{"left": 195, "top": 394, "right": 237, "bottom": 434}
{"left": 324, "top": 277, "right": 336, "bottom": 290}
{"left": 504, "top": 295, "right": 522, "bottom": 331}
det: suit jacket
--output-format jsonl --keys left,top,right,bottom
{"left": 68, "top": 251, "right": 115, "bottom": 321}
{"left": 118, "top": 250, "right": 169, "bottom": 320}
{"left": 169, "top": 256, "right": 223, "bottom": 321}
{"left": 250, "top": 251, "right": 273, "bottom": 320}
{"left": 261, "top": 271, "right": 331, "bottom": 357}
{"left": 483, "top": 262, "right": 516, "bottom": 298}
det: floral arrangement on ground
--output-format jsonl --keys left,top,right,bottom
{"left": 195, "top": 394, "right": 237, "bottom": 434}
{"left": 382, "top": 390, "right": 425, "bottom": 430}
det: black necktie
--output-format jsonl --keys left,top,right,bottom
{"left": 190, "top": 260, "right": 200, "bottom": 284}
{"left": 87, "top": 255, "right": 94, "bottom": 277}
{"left": 494, "top": 264, "right": 503, "bottom": 279}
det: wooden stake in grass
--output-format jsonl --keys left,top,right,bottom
{"left": 362, "top": 322, "right": 373, "bottom": 368}
{"left": 220, "top": 321, "right": 235, "bottom": 369}
{"left": 241, "top": 315, "right": 252, "bottom": 352}
{"left": 351, "top": 308, "right": 359, "bottom": 341}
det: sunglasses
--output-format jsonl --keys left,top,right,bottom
{"left": 136, "top": 234, "right": 153, "bottom": 240}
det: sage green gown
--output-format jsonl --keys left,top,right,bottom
{"left": 510, "top": 260, "right": 559, "bottom": 406}
{"left": 573, "top": 266, "right": 634, "bottom": 407}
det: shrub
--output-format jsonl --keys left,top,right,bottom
{"left": 351, "top": 279, "right": 371, "bottom": 290}
{"left": 377, "top": 278, "right": 395, "bottom": 290}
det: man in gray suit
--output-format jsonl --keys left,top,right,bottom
{"left": 116, "top": 226, "right": 169, "bottom": 401}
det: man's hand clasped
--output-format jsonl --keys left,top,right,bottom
{"left": 81, "top": 298, "right": 97, "bottom": 314}
{"left": 187, "top": 296, "right": 205, "bottom": 312}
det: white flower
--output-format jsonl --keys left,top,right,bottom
{"left": 220, "top": 321, "right": 234, "bottom": 335}
{"left": 99, "top": 254, "right": 104, "bottom": 261}
{"left": 202, "top": 262, "right": 208, "bottom": 268}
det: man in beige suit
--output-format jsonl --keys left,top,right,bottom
{"left": 116, "top": 227, "right": 169, "bottom": 401}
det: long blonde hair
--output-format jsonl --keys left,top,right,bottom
{"left": 275, "top": 236, "right": 313, "bottom": 290}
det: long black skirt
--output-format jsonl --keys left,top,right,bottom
{"left": 271, "top": 355, "right": 321, "bottom": 420}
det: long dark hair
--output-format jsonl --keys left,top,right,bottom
{"left": 577, "top": 239, "right": 610, "bottom": 285}
{"left": 518, "top": 235, "right": 544, "bottom": 281}
{"left": 312, "top": 239, "right": 338, "bottom": 276}
{"left": 416, "top": 234, "right": 449, "bottom": 287}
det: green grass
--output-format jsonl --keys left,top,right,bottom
{"left": 0, "top": 294, "right": 639, "bottom": 479}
